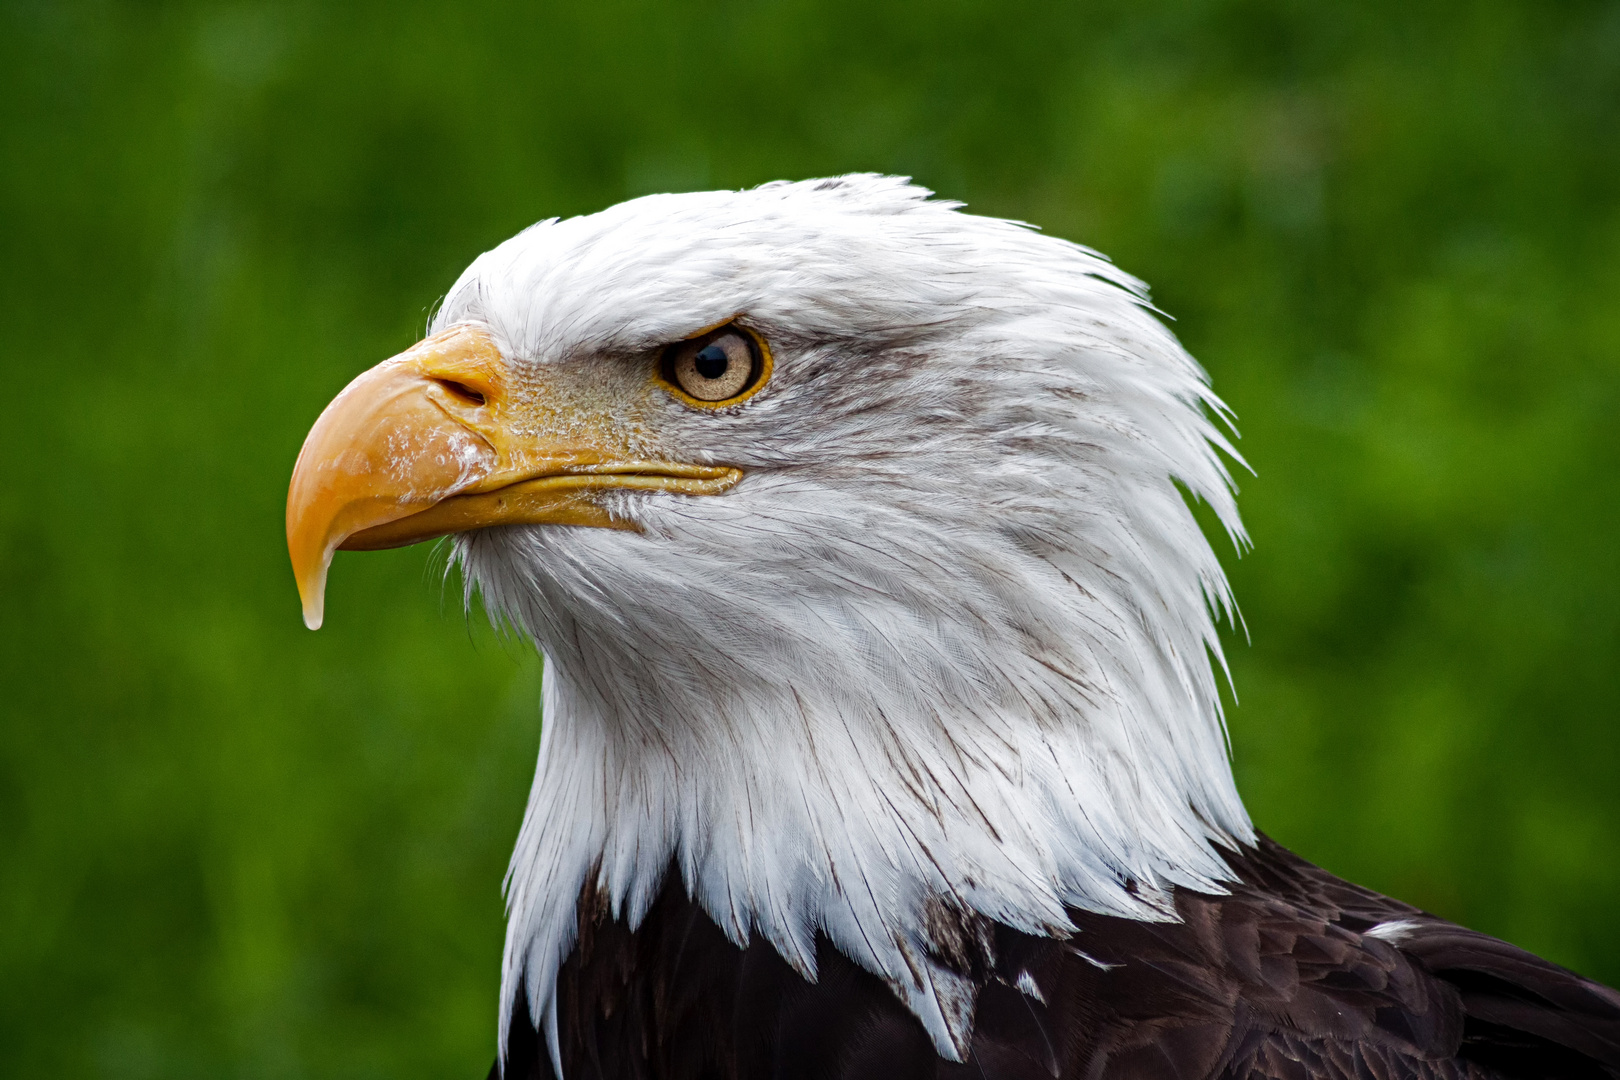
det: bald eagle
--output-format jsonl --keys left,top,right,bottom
{"left": 287, "top": 176, "right": 1620, "bottom": 1080}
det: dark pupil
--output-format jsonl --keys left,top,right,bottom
{"left": 694, "top": 344, "right": 730, "bottom": 380}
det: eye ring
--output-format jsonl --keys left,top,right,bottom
{"left": 657, "top": 322, "right": 773, "bottom": 409}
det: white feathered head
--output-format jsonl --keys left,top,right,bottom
{"left": 287, "top": 174, "right": 1254, "bottom": 1061}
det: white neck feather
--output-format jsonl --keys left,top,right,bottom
{"left": 463, "top": 415, "right": 1253, "bottom": 1064}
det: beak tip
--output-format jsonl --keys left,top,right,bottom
{"left": 292, "top": 555, "right": 329, "bottom": 631}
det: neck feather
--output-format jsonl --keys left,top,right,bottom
{"left": 464, "top": 480, "right": 1254, "bottom": 1065}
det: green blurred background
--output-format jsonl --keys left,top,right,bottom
{"left": 3, "top": 0, "right": 1618, "bottom": 1076}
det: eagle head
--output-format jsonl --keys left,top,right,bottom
{"left": 287, "top": 175, "right": 1254, "bottom": 1061}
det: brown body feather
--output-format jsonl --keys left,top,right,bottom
{"left": 494, "top": 836, "right": 1620, "bottom": 1080}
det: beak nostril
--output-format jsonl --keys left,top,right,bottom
{"left": 433, "top": 378, "right": 487, "bottom": 407}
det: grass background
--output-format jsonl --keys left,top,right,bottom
{"left": 2, "top": 1, "right": 1618, "bottom": 1076}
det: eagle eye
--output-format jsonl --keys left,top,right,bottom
{"left": 660, "top": 325, "right": 769, "bottom": 406}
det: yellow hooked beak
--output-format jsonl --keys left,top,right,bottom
{"left": 286, "top": 323, "right": 740, "bottom": 630}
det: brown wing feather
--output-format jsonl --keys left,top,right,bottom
{"left": 491, "top": 836, "right": 1620, "bottom": 1080}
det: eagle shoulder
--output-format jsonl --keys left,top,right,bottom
{"left": 493, "top": 838, "right": 1620, "bottom": 1080}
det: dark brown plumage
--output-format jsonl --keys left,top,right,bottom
{"left": 494, "top": 836, "right": 1620, "bottom": 1080}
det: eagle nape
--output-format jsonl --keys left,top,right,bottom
{"left": 285, "top": 176, "right": 1620, "bottom": 1080}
